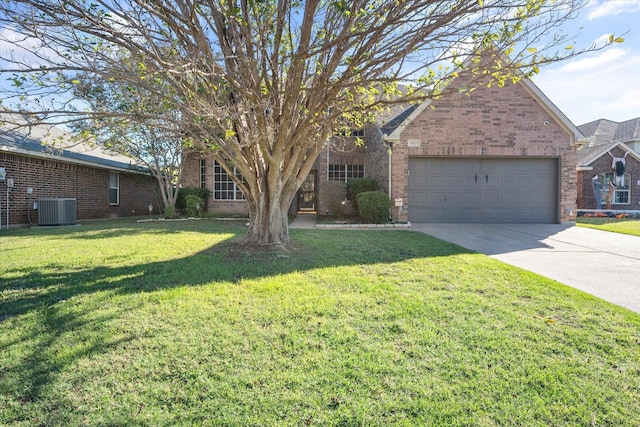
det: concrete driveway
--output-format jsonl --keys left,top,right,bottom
{"left": 411, "top": 223, "right": 640, "bottom": 314}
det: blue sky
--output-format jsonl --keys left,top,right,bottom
{"left": 533, "top": 0, "right": 640, "bottom": 126}
{"left": 1, "top": 0, "right": 637, "bottom": 128}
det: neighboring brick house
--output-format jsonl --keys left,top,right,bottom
{"left": 576, "top": 118, "right": 640, "bottom": 211}
{"left": 183, "top": 54, "right": 582, "bottom": 224}
{"left": 0, "top": 125, "right": 159, "bottom": 226}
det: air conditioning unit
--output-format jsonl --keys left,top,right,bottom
{"left": 38, "top": 198, "right": 77, "bottom": 226}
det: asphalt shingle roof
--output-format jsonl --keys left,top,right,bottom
{"left": 0, "top": 127, "right": 145, "bottom": 172}
{"left": 576, "top": 116, "right": 640, "bottom": 166}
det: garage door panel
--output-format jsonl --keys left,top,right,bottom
{"left": 427, "top": 191, "right": 446, "bottom": 204}
{"left": 412, "top": 191, "right": 428, "bottom": 206}
{"left": 408, "top": 157, "right": 558, "bottom": 223}
{"left": 463, "top": 209, "right": 482, "bottom": 221}
{"left": 498, "top": 177, "right": 519, "bottom": 190}
{"left": 464, "top": 192, "right": 481, "bottom": 205}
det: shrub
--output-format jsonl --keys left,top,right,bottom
{"left": 185, "top": 194, "right": 204, "bottom": 217}
{"left": 177, "top": 187, "right": 211, "bottom": 213}
{"left": 346, "top": 178, "right": 378, "bottom": 201}
{"left": 163, "top": 205, "right": 179, "bottom": 219}
{"left": 356, "top": 191, "right": 391, "bottom": 224}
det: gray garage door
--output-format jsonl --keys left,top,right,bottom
{"left": 408, "top": 157, "right": 558, "bottom": 223}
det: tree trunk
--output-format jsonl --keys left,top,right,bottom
{"left": 245, "top": 190, "right": 292, "bottom": 248}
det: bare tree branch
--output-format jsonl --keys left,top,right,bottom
{"left": 0, "top": 0, "right": 621, "bottom": 246}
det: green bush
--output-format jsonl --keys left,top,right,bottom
{"left": 185, "top": 194, "right": 204, "bottom": 217}
{"left": 346, "top": 178, "right": 378, "bottom": 201}
{"left": 356, "top": 191, "right": 391, "bottom": 224}
{"left": 163, "top": 205, "right": 179, "bottom": 219}
{"left": 177, "top": 187, "right": 211, "bottom": 213}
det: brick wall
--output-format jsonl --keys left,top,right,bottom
{"left": 312, "top": 141, "right": 369, "bottom": 214}
{"left": 390, "top": 73, "right": 577, "bottom": 223}
{"left": 578, "top": 146, "right": 640, "bottom": 209}
{"left": 182, "top": 154, "right": 250, "bottom": 216}
{"left": 0, "top": 152, "right": 159, "bottom": 226}
{"left": 183, "top": 141, "right": 370, "bottom": 217}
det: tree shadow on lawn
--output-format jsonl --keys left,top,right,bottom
{"left": 2, "top": 229, "right": 468, "bottom": 320}
{"left": 5, "top": 217, "right": 244, "bottom": 240}
{"left": 0, "top": 227, "right": 468, "bottom": 410}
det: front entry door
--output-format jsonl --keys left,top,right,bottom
{"left": 298, "top": 171, "right": 317, "bottom": 212}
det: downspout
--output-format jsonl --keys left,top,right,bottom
{"left": 382, "top": 134, "right": 392, "bottom": 219}
{"left": 326, "top": 144, "right": 330, "bottom": 182}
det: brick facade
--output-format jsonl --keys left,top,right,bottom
{"left": 181, "top": 155, "right": 250, "bottom": 216}
{"left": 181, "top": 68, "right": 578, "bottom": 223}
{"left": 388, "top": 73, "right": 577, "bottom": 223}
{"left": 183, "top": 142, "right": 372, "bottom": 216}
{"left": 0, "top": 152, "right": 159, "bottom": 226}
{"left": 577, "top": 146, "right": 640, "bottom": 210}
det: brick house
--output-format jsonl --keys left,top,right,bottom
{"left": 576, "top": 118, "right": 640, "bottom": 211}
{"left": 184, "top": 55, "right": 581, "bottom": 224}
{"left": 0, "top": 125, "right": 159, "bottom": 226}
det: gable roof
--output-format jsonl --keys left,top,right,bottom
{"left": 576, "top": 117, "right": 640, "bottom": 168}
{"left": 579, "top": 117, "right": 640, "bottom": 147}
{"left": 616, "top": 117, "right": 640, "bottom": 142}
{"left": 576, "top": 140, "right": 640, "bottom": 169}
{"left": 378, "top": 104, "right": 417, "bottom": 136}
{"left": 382, "top": 48, "right": 584, "bottom": 144}
{"left": 0, "top": 124, "right": 147, "bottom": 173}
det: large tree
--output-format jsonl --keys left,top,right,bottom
{"left": 0, "top": 0, "right": 620, "bottom": 246}
{"left": 71, "top": 70, "right": 189, "bottom": 215}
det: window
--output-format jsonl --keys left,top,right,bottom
{"left": 328, "top": 164, "right": 365, "bottom": 182}
{"left": 109, "top": 172, "right": 119, "bottom": 205}
{"left": 200, "top": 159, "right": 207, "bottom": 189}
{"left": 336, "top": 128, "right": 365, "bottom": 137}
{"left": 599, "top": 172, "right": 630, "bottom": 205}
{"left": 213, "top": 161, "right": 246, "bottom": 201}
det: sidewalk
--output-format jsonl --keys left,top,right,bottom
{"left": 289, "top": 214, "right": 317, "bottom": 229}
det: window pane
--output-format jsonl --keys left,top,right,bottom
{"left": 213, "top": 161, "right": 245, "bottom": 200}
{"left": 109, "top": 173, "right": 119, "bottom": 205}
{"left": 109, "top": 188, "right": 118, "bottom": 204}
{"left": 615, "top": 192, "right": 629, "bottom": 204}
{"left": 200, "top": 159, "right": 207, "bottom": 189}
{"left": 599, "top": 172, "right": 631, "bottom": 205}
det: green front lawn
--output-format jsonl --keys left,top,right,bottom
{"left": 1, "top": 220, "right": 639, "bottom": 426}
{"left": 577, "top": 217, "right": 640, "bottom": 237}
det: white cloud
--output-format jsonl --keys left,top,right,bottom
{"left": 553, "top": 46, "right": 626, "bottom": 72}
{"left": 586, "top": 0, "right": 640, "bottom": 20}
{"left": 0, "top": 26, "right": 55, "bottom": 68}
{"left": 534, "top": 47, "right": 640, "bottom": 124}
